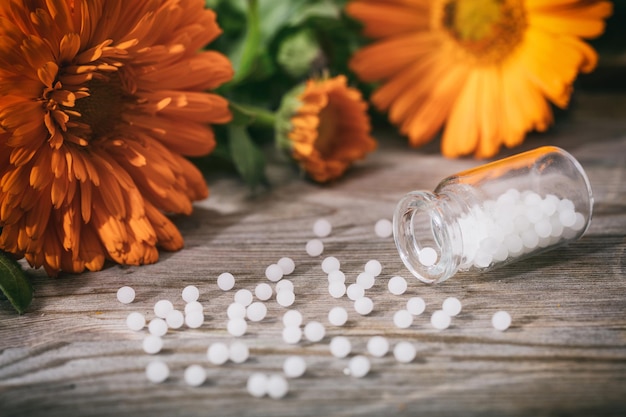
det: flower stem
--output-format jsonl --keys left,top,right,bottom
{"left": 230, "top": 102, "right": 276, "bottom": 130}
{"left": 231, "top": 0, "right": 261, "bottom": 85}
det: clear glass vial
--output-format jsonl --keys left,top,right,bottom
{"left": 393, "top": 146, "right": 593, "bottom": 284}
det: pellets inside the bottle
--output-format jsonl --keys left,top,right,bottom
{"left": 388, "top": 275, "right": 408, "bottom": 295}
{"left": 246, "top": 301, "right": 268, "bottom": 322}
{"left": 282, "top": 309, "right": 303, "bottom": 327}
{"left": 227, "top": 302, "right": 246, "bottom": 320}
{"left": 275, "top": 279, "right": 294, "bottom": 294}
{"left": 364, "top": 259, "right": 382, "bottom": 277}
{"left": 184, "top": 364, "right": 206, "bottom": 387}
{"left": 142, "top": 335, "right": 163, "bottom": 354}
{"left": 328, "top": 306, "right": 348, "bottom": 326}
{"left": 234, "top": 289, "right": 253, "bottom": 306}
{"left": 229, "top": 341, "right": 250, "bottom": 364}
{"left": 282, "top": 326, "right": 303, "bottom": 344}
{"left": 153, "top": 299, "right": 174, "bottom": 319}
{"left": 431, "top": 310, "right": 452, "bottom": 330}
{"left": 254, "top": 283, "right": 273, "bottom": 301}
{"left": 305, "top": 239, "right": 324, "bottom": 257}
{"left": 346, "top": 355, "right": 370, "bottom": 378}
{"left": 217, "top": 272, "right": 236, "bottom": 291}
{"left": 148, "top": 318, "right": 168, "bottom": 336}
{"left": 265, "top": 263, "right": 284, "bottom": 282}
{"left": 356, "top": 272, "right": 375, "bottom": 290}
{"left": 276, "top": 290, "right": 296, "bottom": 307}
{"left": 393, "top": 341, "right": 417, "bottom": 363}
{"left": 116, "top": 286, "right": 135, "bottom": 304}
{"left": 406, "top": 297, "right": 426, "bottom": 316}
{"left": 126, "top": 312, "right": 146, "bottom": 331}
{"left": 442, "top": 297, "right": 462, "bottom": 317}
{"left": 346, "top": 283, "right": 365, "bottom": 301}
{"left": 185, "top": 310, "right": 205, "bottom": 329}
{"left": 304, "top": 321, "right": 325, "bottom": 342}
{"left": 328, "top": 281, "right": 347, "bottom": 298}
{"left": 393, "top": 309, "right": 414, "bottom": 329}
{"left": 367, "top": 336, "right": 389, "bottom": 358}
{"left": 492, "top": 310, "right": 512, "bottom": 331}
{"left": 247, "top": 373, "right": 268, "bottom": 398}
{"left": 283, "top": 356, "right": 306, "bottom": 378}
{"left": 207, "top": 342, "right": 230, "bottom": 365}
{"left": 277, "top": 257, "right": 296, "bottom": 275}
{"left": 374, "top": 219, "right": 393, "bottom": 238}
{"left": 182, "top": 285, "right": 200, "bottom": 303}
{"left": 267, "top": 374, "right": 289, "bottom": 399}
{"left": 418, "top": 247, "right": 438, "bottom": 267}
{"left": 145, "top": 360, "right": 169, "bottom": 383}
{"left": 354, "top": 296, "right": 374, "bottom": 315}
{"left": 321, "top": 256, "right": 341, "bottom": 273}
{"left": 227, "top": 318, "right": 247, "bottom": 337}
{"left": 329, "top": 336, "right": 352, "bottom": 358}
{"left": 313, "top": 218, "right": 332, "bottom": 238}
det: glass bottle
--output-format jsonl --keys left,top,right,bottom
{"left": 393, "top": 146, "right": 593, "bottom": 284}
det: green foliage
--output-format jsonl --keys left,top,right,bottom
{"left": 0, "top": 251, "right": 33, "bottom": 314}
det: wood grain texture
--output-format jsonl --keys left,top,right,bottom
{"left": 1, "top": 91, "right": 625, "bottom": 417}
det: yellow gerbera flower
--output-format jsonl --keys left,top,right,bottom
{"left": 347, "top": 0, "right": 612, "bottom": 158}
{"left": 0, "top": 0, "right": 233, "bottom": 275}
{"left": 284, "top": 75, "right": 377, "bottom": 183}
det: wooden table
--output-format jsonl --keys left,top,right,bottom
{"left": 1, "top": 91, "right": 625, "bottom": 417}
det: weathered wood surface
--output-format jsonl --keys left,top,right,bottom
{"left": 1, "top": 91, "right": 625, "bottom": 417}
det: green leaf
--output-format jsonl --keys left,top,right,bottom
{"left": 0, "top": 252, "right": 33, "bottom": 314}
{"left": 228, "top": 124, "right": 267, "bottom": 188}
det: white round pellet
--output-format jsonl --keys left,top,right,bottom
{"left": 393, "top": 310, "right": 414, "bottom": 329}
{"left": 165, "top": 310, "right": 184, "bottom": 329}
{"left": 431, "top": 310, "right": 452, "bottom": 330}
{"left": 329, "top": 336, "right": 352, "bottom": 358}
{"left": 347, "top": 355, "right": 370, "bottom": 378}
{"left": 227, "top": 302, "right": 246, "bottom": 320}
{"left": 153, "top": 300, "right": 174, "bottom": 318}
{"left": 277, "top": 257, "right": 296, "bottom": 275}
{"left": 247, "top": 373, "right": 268, "bottom": 398}
{"left": 254, "top": 283, "right": 273, "bottom": 301}
{"left": 304, "top": 321, "right": 325, "bottom": 342}
{"left": 442, "top": 297, "right": 462, "bottom": 317}
{"left": 234, "top": 289, "right": 253, "bottom": 306}
{"left": 246, "top": 301, "right": 268, "bottom": 322}
{"left": 275, "top": 279, "right": 294, "bottom": 293}
{"left": 346, "top": 283, "right": 365, "bottom": 301}
{"left": 146, "top": 360, "right": 169, "bottom": 383}
{"left": 492, "top": 310, "right": 512, "bottom": 331}
{"left": 521, "top": 229, "right": 539, "bottom": 249}
{"left": 418, "top": 247, "right": 438, "bottom": 267}
{"left": 504, "top": 234, "right": 524, "bottom": 254}
{"left": 328, "top": 281, "right": 346, "bottom": 298}
{"left": 305, "top": 239, "right": 324, "bottom": 257}
{"left": 126, "top": 312, "right": 146, "bottom": 331}
{"left": 514, "top": 214, "right": 531, "bottom": 232}
{"left": 356, "top": 272, "right": 375, "bottom": 289}
{"left": 534, "top": 219, "right": 552, "bottom": 238}
{"left": 267, "top": 374, "right": 289, "bottom": 399}
{"left": 148, "top": 318, "right": 168, "bottom": 337}
{"left": 217, "top": 272, "right": 235, "bottom": 291}
{"left": 184, "top": 364, "right": 206, "bottom": 387}
{"left": 313, "top": 218, "right": 332, "bottom": 237}
{"left": 282, "top": 326, "right": 303, "bottom": 344}
{"left": 321, "top": 256, "right": 340, "bottom": 273}
{"left": 229, "top": 341, "right": 249, "bottom": 364}
{"left": 364, "top": 259, "right": 382, "bottom": 277}
{"left": 473, "top": 250, "right": 493, "bottom": 268}
{"left": 227, "top": 318, "right": 247, "bottom": 337}
{"left": 558, "top": 198, "right": 575, "bottom": 212}
{"left": 388, "top": 276, "right": 408, "bottom": 295}
{"left": 142, "top": 335, "right": 163, "bottom": 354}
{"left": 393, "top": 341, "right": 417, "bottom": 363}
{"left": 185, "top": 310, "right": 205, "bottom": 329}
{"left": 283, "top": 356, "right": 306, "bottom": 378}
{"left": 572, "top": 212, "right": 586, "bottom": 231}
{"left": 327, "top": 270, "right": 346, "bottom": 283}
{"left": 354, "top": 297, "right": 374, "bottom": 315}
{"left": 282, "top": 309, "right": 303, "bottom": 327}
{"left": 559, "top": 209, "right": 577, "bottom": 227}
{"left": 182, "top": 285, "right": 199, "bottom": 303}
{"left": 328, "top": 306, "right": 348, "bottom": 326}
{"left": 367, "top": 336, "right": 389, "bottom": 358}
{"left": 184, "top": 301, "right": 203, "bottom": 315}
{"left": 276, "top": 290, "right": 295, "bottom": 307}
{"left": 406, "top": 297, "right": 426, "bottom": 316}
{"left": 207, "top": 342, "right": 230, "bottom": 365}
{"left": 116, "top": 286, "right": 135, "bottom": 304}
{"left": 374, "top": 218, "right": 393, "bottom": 238}
{"left": 265, "top": 263, "right": 284, "bottom": 282}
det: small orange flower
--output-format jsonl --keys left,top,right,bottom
{"left": 347, "top": 0, "right": 612, "bottom": 158}
{"left": 0, "top": 0, "right": 233, "bottom": 275}
{"left": 286, "top": 75, "right": 376, "bottom": 183}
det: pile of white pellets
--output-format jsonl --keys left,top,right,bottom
{"left": 116, "top": 217, "right": 511, "bottom": 398}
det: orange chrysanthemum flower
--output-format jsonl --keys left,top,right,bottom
{"left": 347, "top": 0, "right": 612, "bottom": 158}
{"left": 0, "top": 0, "right": 233, "bottom": 275}
{"left": 285, "top": 75, "right": 376, "bottom": 183}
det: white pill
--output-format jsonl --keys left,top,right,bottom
{"left": 328, "top": 306, "right": 348, "bottom": 326}
{"left": 329, "top": 336, "right": 352, "bottom": 358}
{"left": 534, "top": 219, "right": 552, "bottom": 238}
{"left": 305, "top": 239, "right": 324, "bottom": 257}
{"left": 388, "top": 276, "right": 408, "bottom": 295}
{"left": 184, "top": 364, "right": 206, "bottom": 387}
{"left": 521, "top": 229, "right": 539, "bottom": 249}
{"left": 267, "top": 374, "right": 289, "bottom": 399}
{"left": 254, "top": 283, "right": 273, "bottom": 301}
{"left": 184, "top": 301, "right": 203, "bottom": 315}
{"left": 346, "top": 355, "right": 370, "bottom": 378}
{"left": 246, "top": 301, "right": 268, "bottom": 322}
{"left": 185, "top": 310, "right": 205, "bottom": 329}
{"left": 313, "top": 218, "right": 332, "bottom": 237}
{"left": 275, "top": 279, "right": 294, "bottom": 293}
{"left": 364, "top": 259, "right": 382, "bottom": 277}
{"left": 328, "top": 281, "right": 346, "bottom": 298}
{"left": 393, "top": 310, "right": 413, "bottom": 329}
{"left": 346, "top": 283, "right": 365, "bottom": 301}
{"left": 265, "top": 263, "right": 284, "bottom": 282}
{"left": 276, "top": 290, "right": 295, "bottom": 307}
{"left": 282, "top": 326, "right": 303, "bottom": 344}
{"left": 367, "top": 336, "right": 389, "bottom": 358}
{"left": 283, "top": 356, "right": 306, "bottom": 378}
{"left": 418, "top": 247, "right": 438, "bottom": 267}
{"left": 431, "top": 310, "right": 452, "bottom": 330}
{"left": 321, "top": 256, "right": 341, "bottom": 273}
{"left": 217, "top": 272, "right": 235, "bottom": 291}
{"left": 356, "top": 272, "right": 375, "bottom": 289}
{"left": 277, "top": 257, "right": 296, "bottom": 275}
{"left": 406, "top": 297, "right": 426, "bottom": 316}
{"left": 393, "top": 341, "right": 417, "bottom": 363}
{"left": 126, "top": 312, "right": 146, "bottom": 331}
{"left": 559, "top": 209, "right": 577, "bottom": 227}
{"left": 572, "top": 212, "right": 586, "bottom": 231}
{"left": 247, "top": 373, "right": 268, "bottom": 398}
{"left": 116, "top": 286, "right": 135, "bottom": 304}
{"left": 442, "top": 297, "right": 462, "bottom": 317}
{"left": 148, "top": 318, "right": 168, "bottom": 336}
{"left": 327, "top": 270, "right": 346, "bottom": 283}
{"left": 558, "top": 198, "right": 575, "bottom": 212}
{"left": 304, "top": 321, "right": 325, "bottom": 342}
{"left": 375, "top": 219, "right": 393, "bottom": 238}
{"left": 229, "top": 341, "right": 249, "bottom": 364}
{"left": 227, "top": 318, "right": 247, "bottom": 337}
{"left": 234, "top": 289, "right": 253, "bottom": 306}
{"left": 182, "top": 285, "right": 199, "bottom": 303}
{"left": 492, "top": 310, "right": 512, "bottom": 331}
{"left": 165, "top": 310, "right": 184, "bottom": 329}
{"left": 227, "top": 302, "right": 246, "bottom": 320}
{"left": 207, "top": 342, "right": 230, "bottom": 365}
{"left": 354, "top": 297, "right": 374, "bottom": 315}
{"left": 146, "top": 360, "right": 169, "bottom": 383}
{"left": 142, "top": 335, "right": 163, "bottom": 354}
{"left": 282, "top": 309, "right": 303, "bottom": 327}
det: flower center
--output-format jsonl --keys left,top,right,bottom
{"left": 315, "top": 101, "right": 339, "bottom": 157}
{"left": 442, "top": 0, "right": 526, "bottom": 64}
